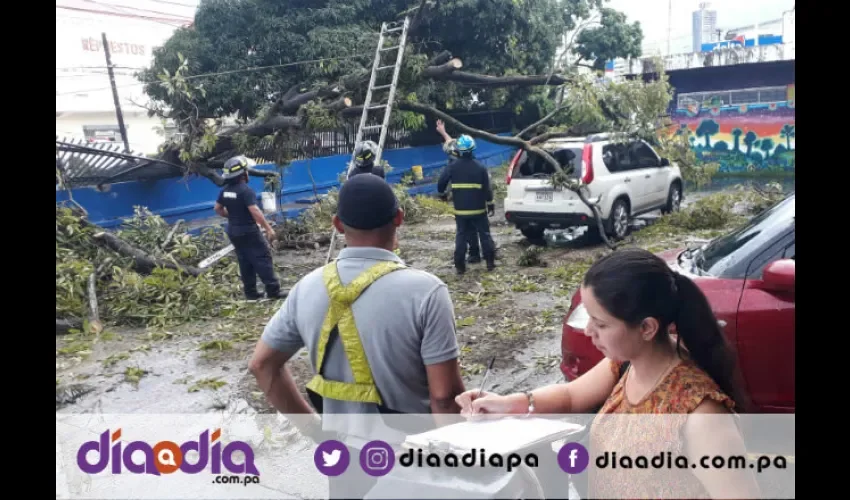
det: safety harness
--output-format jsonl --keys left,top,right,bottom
{"left": 305, "top": 261, "right": 433, "bottom": 432}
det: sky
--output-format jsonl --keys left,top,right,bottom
{"left": 605, "top": 0, "right": 795, "bottom": 55}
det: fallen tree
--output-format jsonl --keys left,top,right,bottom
{"left": 92, "top": 231, "right": 203, "bottom": 277}
{"left": 56, "top": 206, "right": 262, "bottom": 330}
{"left": 137, "top": 0, "right": 645, "bottom": 187}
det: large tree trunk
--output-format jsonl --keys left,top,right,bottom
{"left": 92, "top": 231, "right": 203, "bottom": 276}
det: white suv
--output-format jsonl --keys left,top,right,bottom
{"left": 503, "top": 133, "right": 683, "bottom": 241}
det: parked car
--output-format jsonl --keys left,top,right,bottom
{"left": 503, "top": 133, "right": 684, "bottom": 241}
{"left": 560, "top": 192, "right": 795, "bottom": 413}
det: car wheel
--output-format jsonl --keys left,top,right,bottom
{"left": 661, "top": 183, "right": 682, "bottom": 214}
{"left": 521, "top": 226, "right": 545, "bottom": 242}
{"left": 606, "top": 199, "right": 631, "bottom": 241}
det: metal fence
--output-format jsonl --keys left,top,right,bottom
{"left": 56, "top": 136, "right": 182, "bottom": 188}
{"left": 56, "top": 110, "right": 516, "bottom": 186}
{"left": 242, "top": 110, "right": 515, "bottom": 162}
{"left": 677, "top": 85, "right": 790, "bottom": 109}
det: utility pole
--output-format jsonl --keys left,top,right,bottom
{"left": 101, "top": 32, "right": 131, "bottom": 153}
{"left": 667, "top": 0, "right": 672, "bottom": 55}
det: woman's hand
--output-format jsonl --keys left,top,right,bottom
{"left": 455, "top": 390, "right": 525, "bottom": 418}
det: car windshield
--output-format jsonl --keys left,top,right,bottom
{"left": 514, "top": 147, "right": 583, "bottom": 179}
{"left": 691, "top": 193, "right": 795, "bottom": 278}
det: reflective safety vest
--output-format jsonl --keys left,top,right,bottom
{"left": 450, "top": 183, "right": 486, "bottom": 216}
{"left": 305, "top": 260, "right": 405, "bottom": 408}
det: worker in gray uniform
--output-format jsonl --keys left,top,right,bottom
{"left": 248, "top": 174, "right": 465, "bottom": 499}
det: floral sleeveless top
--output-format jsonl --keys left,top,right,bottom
{"left": 588, "top": 358, "right": 735, "bottom": 499}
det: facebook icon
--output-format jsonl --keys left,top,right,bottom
{"left": 558, "top": 443, "right": 590, "bottom": 474}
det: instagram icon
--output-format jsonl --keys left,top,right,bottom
{"left": 360, "top": 441, "right": 395, "bottom": 477}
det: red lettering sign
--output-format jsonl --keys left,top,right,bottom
{"left": 80, "top": 37, "right": 146, "bottom": 56}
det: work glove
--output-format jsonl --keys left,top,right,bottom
{"left": 487, "top": 203, "right": 495, "bottom": 217}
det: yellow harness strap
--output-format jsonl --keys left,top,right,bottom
{"left": 305, "top": 260, "right": 405, "bottom": 405}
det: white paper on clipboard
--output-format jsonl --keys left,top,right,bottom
{"left": 403, "top": 417, "right": 585, "bottom": 455}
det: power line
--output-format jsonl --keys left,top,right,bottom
{"left": 55, "top": 52, "right": 376, "bottom": 96}
{"left": 56, "top": 5, "right": 190, "bottom": 26}
{"left": 76, "top": 0, "right": 194, "bottom": 29}
{"left": 82, "top": 0, "right": 194, "bottom": 21}
{"left": 147, "top": 0, "right": 199, "bottom": 8}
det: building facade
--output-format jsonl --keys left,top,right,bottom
{"left": 692, "top": 5, "right": 718, "bottom": 53}
{"left": 56, "top": 2, "right": 192, "bottom": 155}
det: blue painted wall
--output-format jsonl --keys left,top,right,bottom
{"left": 57, "top": 136, "right": 517, "bottom": 229}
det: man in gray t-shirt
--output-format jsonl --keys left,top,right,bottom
{"left": 248, "top": 174, "right": 465, "bottom": 493}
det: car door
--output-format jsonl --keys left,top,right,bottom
{"left": 629, "top": 140, "right": 668, "bottom": 210}
{"left": 735, "top": 229, "right": 795, "bottom": 412}
{"left": 601, "top": 142, "right": 648, "bottom": 211}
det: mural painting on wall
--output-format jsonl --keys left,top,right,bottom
{"left": 673, "top": 85, "right": 795, "bottom": 174}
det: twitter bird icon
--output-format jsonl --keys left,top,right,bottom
{"left": 323, "top": 449, "right": 341, "bottom": 467}
{"left": 315, "top": 440, "right": 350, "bottom": 476}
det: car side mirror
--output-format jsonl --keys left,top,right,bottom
{"left": 761, "top": 259, "right": 795, "bottom": 293}
{"left": 659, "top": 157, "right": 670, "bottom": 167}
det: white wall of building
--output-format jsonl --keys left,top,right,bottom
{"left": 56, "top": 1, "right": 194, "bottom": 153}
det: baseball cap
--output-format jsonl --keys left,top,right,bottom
{"left": 336, "top": 174, "right": 399, "bottom": 230}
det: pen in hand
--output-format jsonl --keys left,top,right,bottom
{"left": 477, "top": 356, "right": 496, "bottom": 398}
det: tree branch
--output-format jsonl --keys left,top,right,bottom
{"left": 395, "top": 100, "right": 615, "bottom": 249}
{"left": 515, "top": 104, "right": 571, "bottom": 139}
{"left": 92, "top": 231, "right": 204, "bottom": 276}
{"left": 428, "top": 50, "right": 453, "bottom": 66}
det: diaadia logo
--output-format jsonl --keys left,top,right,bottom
{"left": 76, "top": 428, "right": 260, "bottom": 477}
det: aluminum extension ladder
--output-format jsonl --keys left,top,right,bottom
{"left": 325, "top": 17, "right": 411, "bottom": 264}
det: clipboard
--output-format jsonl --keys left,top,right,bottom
{"left": 402, "top": 417, "right": 586, "bottom": 456}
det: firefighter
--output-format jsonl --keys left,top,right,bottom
{"left": 436, "top": 119, "right": 485, "bottom": 264}
{"left": 213, "top": 155, "right": 282, "bottom": 300}
{"left": 347, "top": 140, "right": 386, "bottom": 179}
{"left": 248, "top": 173, "right": 465, "bottom": 498}
{"left": 436, "top": 134, "right": 496, "bottom": 274}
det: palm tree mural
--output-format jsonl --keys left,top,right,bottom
{"left": 760, "top": 138, "right": 775, "bottom": 159}
{"left": 732, "top": 128, "right": 743, "bottom": 153}
{"left": 779, "top": 124, "right": 795, "bottom": 150}
{"left": 744, "top": 131, "right": 758, "bottom": 156}
{"left": 696, "top": 119, "right": 720, "bottom": 148}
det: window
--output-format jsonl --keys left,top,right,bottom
{"left": 691, "top": 195, "right": 795, "bottom": 279}
{"left": 515, "top": 148, "right": 583, "bottom": 179}
{"left": 746, "top": 231, "right": 794, "bottom": 279}
{"left": 602, "top": 141, "right": 657, "bottom": 172}
{"left": 783, "top": 241, "right": 795, "bottom": 260}
{"left": 630, "top": 142, "right": 660, "bottom": 168}
{"left": 82, "top": 124, "right": 126, "bottom": 144}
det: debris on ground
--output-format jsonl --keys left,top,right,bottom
{"left": 56, "top": 180, "right": 774, "bottom": 413}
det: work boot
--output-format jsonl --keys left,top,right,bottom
{"left": 467, "top": 255, "right": 481, "bottom": 264}
{"left": 456, "top": 266, "right": 466, "bottom": 276}
{"left": 486, "top": 259, "right": 496, "bottom": 272}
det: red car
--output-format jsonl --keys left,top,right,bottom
{"left": 561, "top": 192, "right": 795, "bottom": 413}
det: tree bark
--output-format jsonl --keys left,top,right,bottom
{"left": 421, "top": 58, "right": 464, "bottom": 78}
{"left": 92, "top": 231, "right": 204, "bottom": 276}
{"left": 428, "top": 50, "right": 453, "bottom": 67}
